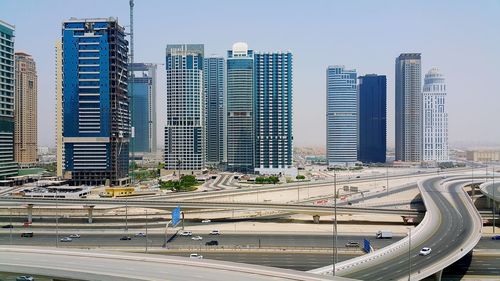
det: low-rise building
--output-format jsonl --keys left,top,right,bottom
{"left": 466, "top": 150, "right": 500, "bottom": 162}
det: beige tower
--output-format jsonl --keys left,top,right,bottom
{"left": 14, "top": 52, "right": 38, "bottom": 166}
{"left": 55, "top": 41, "right": 64, "bottom": 178}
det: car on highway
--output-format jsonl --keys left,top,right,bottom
{"left": 189, "top": 253, "right": 203, "bottom": 259}
{"left": 180, "top": 231, "right": 193, "bottom": 236}
{"left": 16, "top": 276, "right": 34, "bottom": 281}
{"left": 205, "top": 240, "right": 218, "bottom": 246}
{"left": 60, "top": 237, "right": 72, "bottom": 242}
{"left": 23, "top": 222, "right": 32, "bottom": 227}
{"left": 135, "top": 232, "right": 146, "bottom": 237}
{"left": 419, "top": 247, "right": 432, "bottom": 256}
{"left": 345, "top": 241, "right": 360, "bottom": 247}
{"left": 120, "top": 236, "right": 132, "bottom": 240}
{"left": 69, "top": 234, "right": 80, "bottom": 238}
{"left": 492, "top": 235, "right": 500, "bottom": 240}
{"left": 201, "top": 219, "right": 211, "bottom": 223}
{"left": 209, "top": 230, "right": 220, "bottom": 235}
{"left": 2, "top": 224, "right": 13, "bottom": 228}
{"left": 20, "top": 232, "right": 33, "bottom": 238}
{"left": 192, "top": 236, "right": 203, "bottom": 240}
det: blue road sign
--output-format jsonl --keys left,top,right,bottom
{"left": 363, "top": 238, "right": 371, "bottom": 253}
{"left": 172, "top": 206, "right": 181, "bottom": 226}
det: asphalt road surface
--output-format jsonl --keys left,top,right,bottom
{"left": 343, "top": 178, "right": 478, "bottom": 280}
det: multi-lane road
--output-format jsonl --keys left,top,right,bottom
{"left": 337, "top": 177, "right": 481, "bottom": 280}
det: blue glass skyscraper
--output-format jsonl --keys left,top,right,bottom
{"left": 62, "top": 18, "right": 129, "bottom": 186}
{"left": 254, "top": 52, "right": 294, "bottom": 175}
{"left": 0, "top": 20, "right": 17, "bottom": 179}
{"left": 203, "top": 57, "right": 225, "bottom": 166}
{"left": 358, "top": 74, "right": 387, "bottom": 163}
{"left": 326, "top": 66, "right": 358, "bottom": 166}
{"left": 129, "top": 63, "right": 157, "bottom": 154}
{"left": 226, "top": 43, "right": 254, "bottom": 173}
{"left": 164, "top": 44, "right": 204, "bottom": 171}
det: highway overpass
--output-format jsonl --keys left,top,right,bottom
{"left": 311, "top": 176, "right": 483, "bottom": 281}
{"left": 0, "top": 246, "right": 349, "bottom": 281}
{"left": 479, "top": 181, "right": 500, "bottom": 204}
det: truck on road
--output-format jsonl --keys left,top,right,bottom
{"left": 376, "top": 230, "right": 393, "bottom": 239}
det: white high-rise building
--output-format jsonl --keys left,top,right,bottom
{"left": 423, "top": 68, "right": 449, "bottom": 162}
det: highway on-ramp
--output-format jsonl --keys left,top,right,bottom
{"left": 0, "top": 246, "right": 347, "bottom": 281}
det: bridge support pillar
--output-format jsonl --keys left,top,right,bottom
{"left": 486, "top": 197, "right": 491, "bottom": 208}
{"left": 313, "top": 215, "right": 320, "bottom": 223}
{"left": 26, "top": 204, "right": 33, "bottom": 223}
{"left": 85, "top": 205, "right": 95, "bottom": 224}
{"left": 432, "top": 269, "right": 443, "bottom": 281}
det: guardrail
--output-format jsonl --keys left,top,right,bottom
{"left": 310, "top": 177, "right": 482, "bottom": 280}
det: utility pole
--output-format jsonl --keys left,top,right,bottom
{"left": 145, "top": 209, "right": 148, "bottom": 253}
{"left": 56, "top": 189, "right": 59, "bottom": 247}
{"left": 386, "top": 164, "right": 389, "bottom": 197}
{"left": 493, "top": 165, "right": 496, "bottom": 234}
{"left": 8, "top": 207, "right": 12, "bottom": 245}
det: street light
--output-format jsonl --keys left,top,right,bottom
{"left": 56, "top": 189, "right": 59, "bottom": 248}
{"left": 333, "top": 169, "right": 338, "bottom": 276}
{"left": 145, "top": 208, "right": 148, "bottom": 253}
{"left": 493, "top": 165, "right": 496, "bottom": 234}
{"left": 8, "top": 207, "right": 12, "bottom": 245}
{"left": 407, "top": 227, "right": 412, "bottom": 281}
{"left": 386, "top": 164, "right": 389, "bottom": 197}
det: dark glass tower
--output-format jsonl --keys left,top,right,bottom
{"left": 62, "top": 18, "right": 129, "bottom": 186}
{"left": 358, "top": 74, "right": 387, "bottom": 163}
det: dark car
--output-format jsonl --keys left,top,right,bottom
{"left": 492, "top": 235, "right": 500, "bottom": 240}
{"left": 21, "top": 232, "right": 33, "bottom": 237}
{"left": 205, "top": 240, "right": 219, "bottom": 246}
{"left": 2, "top": 224, "right": 13, "bottom": 228}
{"left": 345, "top": 241, "right": 360, "bottom": 247}
{"left": 16, "top": 276, "right": 34, "bottom": 281}
{"left": 120, "top": 236, "right": 132, "bottom": 240}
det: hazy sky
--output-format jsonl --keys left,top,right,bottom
{"left": 1, "top": 0, "right": 499, "bottom": 148}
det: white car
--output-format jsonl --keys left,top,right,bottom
{"left": 60, "top": 237, "right": 73, "bottom": 242}
{"left": 180, "top": 231, "right": 193, "bottom": 236}
{"left": 189, "top": 253, "right": 203, "bottom": 259}
{"left": 192, "top": 235, "right": 203, "bottom": 241}
{"left": 69, "top": 234, "right": 80, "bottom": 238}
{"left": 201, "top": 219, "right": 211, "bottom": 223}
{"left": 135, "top": 232, "right": 146, "bottom": 237}
{"left": 419, "top": 247, "right": 432, "bottom": 256}
{"left": 209, "top": 230, "right": 220, "bottom": 235}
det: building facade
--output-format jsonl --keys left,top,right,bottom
{"left": 254, "top": 52, "right": 294, "bottom": 175}
{"left": 203, "top": 57, "right": 225, "bottom": 167}
{"left": 226, "top": 42, "right": 254, "bottom": 173}
{"left": 14, "top": 52, "right": 38, "bottom": 165}
{"left": 395, "top": 53, "right": 422, "bottom": 162}
{"left": 422, "top": 68, "right": 449, "bottom": 162}
{"left": 0, "top": 20, "right": 17, "bottom": 179}
{"left": 326, "top": 66, "right": 358, "bottom": 166}
{"left": 466, "top": 150, "right": 500, "bottom": 162}
{"left": 129, "top": 63, "right": 157, "bottom": 154}
{"left": 55, "top": 40, "right": 64, "bottom": 178}
{"left": 358, "top": 74, "right": 386, "bottom": 163}
{"left": 62, "top": 18, "right": 130, "bottom": 186}
{"left": 164, "top": 44, "right": 204, "bottom": 171}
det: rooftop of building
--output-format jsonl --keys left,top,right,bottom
{"left": 0, "top": 19, "right": 15, "bottom": 30}
{"left": 64, "top": 17, "right": 118, "bottom": 23}
{"left": 397, "top": 53, "right": 421, "bottom": 59}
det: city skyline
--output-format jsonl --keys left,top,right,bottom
{"left": 1, "top": 0, "right": 500, "bottom": 148}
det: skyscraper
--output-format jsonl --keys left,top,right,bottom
{"left": 62, "top": 18, "right": 130, "bottom": 186}
{"left": 14, "top": 52, "right": 38, "bottom": 165}
{"left": 129, "top": 63, "right": 157, "bottom": 154}
{"left": 358, "top": 74, "right": 386, "bottom": 163}
{"left": 203, "top": 57, "right": 225, "bottom": 167}
{"left": 326, "top": 66, "right": 358, "bottom": 166}
{"left": 226, "top": 42, "right": 254, "bottom": 173}
{"left": 254, "top": 51, "right": 294, "bottom": 175}
{"left": 395, "top": 53, "right": 422, "bottom": 162}
{"left": 55, "top": 40, "right": 64, "bottom": 178}
{"left": 423, "top": 68, "right": 449, "bottom": 162}
{"left": 0, "top": 20, "right": 17, "bottom": 179}
{"left": 164, "top": 44, "right": 204, "bottom": 171}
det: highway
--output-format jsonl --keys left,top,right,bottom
{"left": 0, "top": 232, "right": 404, "bottom": 249}
{"left": 480, "top": 181, "right": 500, "bottom": 202}
{"left": 0, "top": 197, "right": 420, "bottom": 215}
{"left": 0, "top": 246, "right": 345, "bottom": 281}
{"left": 334, "top": 177, "right": 482, "bottom": 280}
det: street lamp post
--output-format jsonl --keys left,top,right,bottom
{"left": 493, "top": 165, "right": 496, "bottom": 234}
{"left": 125, "top": 196, "right": 128, "bottom": 232}
{"left": 408, "top": 227, "right": 412, "bottom": 281}
{"left": 56, "top": 189, "right": 59, "bottom": 247}
{"left": 386, "top": 165, "right": 389, "bottom": 197}
{"left": 333, "top": 170, "right": 337, "bottom": 276}
{"left": 145, "top": 209, "right": 148, "bottom": 253}
{"left": 8, "top": 207, "right": 12, "bottom": 245}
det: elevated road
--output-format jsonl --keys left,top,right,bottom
{"left": 0, "top": 197, "right": 421, "bottom": 215}
{"left": 311, "top": 176, "right": 483, "bottom": 280}
{"left": 0, "top": 246, "right": 346, "bottom": 281}
{"left": 479, "top": 181, "right": 500, "bottom": 203}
